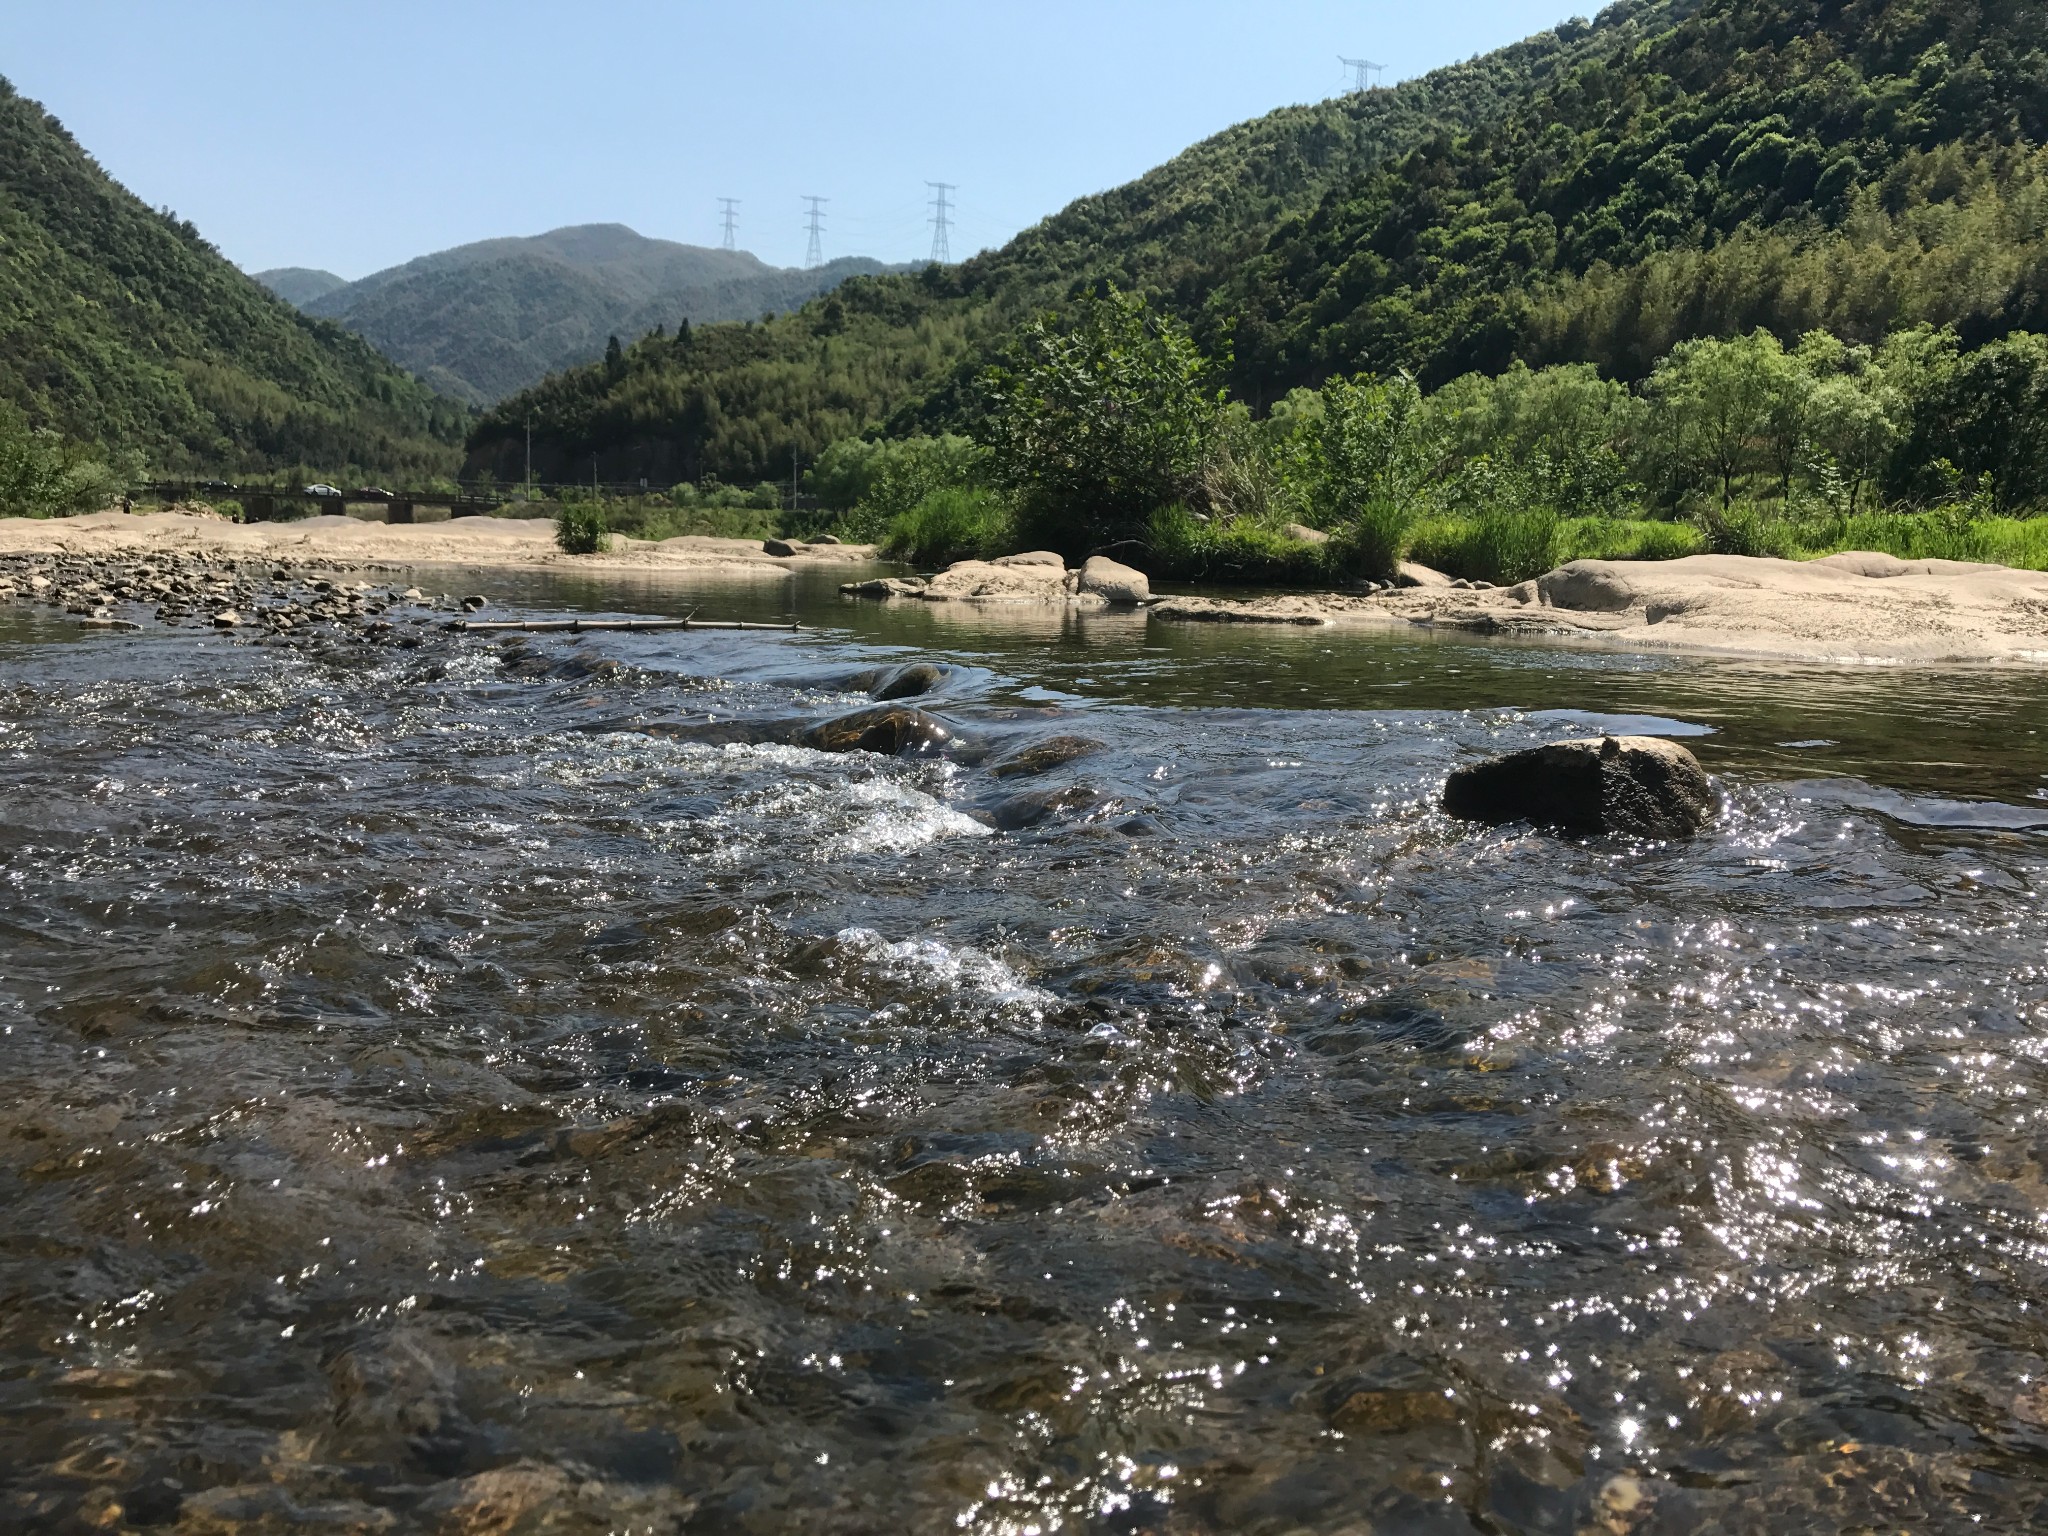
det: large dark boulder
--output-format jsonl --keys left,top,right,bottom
{"left": 801, "top": 705, "right": 953, "bottom": 756}
{"left": 1443, "top": 735, "right": 1712, "bottom": 837}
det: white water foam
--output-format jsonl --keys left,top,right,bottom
{"left": 832, "top": 926, "right": 1053, "bottom": 1011}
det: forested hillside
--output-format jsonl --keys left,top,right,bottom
{"left": 467, "top": 3, "right": 1679, "bottom": 486}
{"left": 286, "top": 226, "right": 903, "bottom": 406}
{"left": 0, "top": 78, "right": 465, "bottom": 479}
{"left": 1213, "top": 0, "right": 2048, "bottom": 400}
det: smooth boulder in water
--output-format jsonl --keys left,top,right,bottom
{"left": 1442, "top": 735, "right": 1712, "bottom": 837}
{"left": 987, "top": 735, "right": 1105, "bottom": 778}
{"left": 872, "top": 662, "right": 946, "bottom": 701}
{"left": 1077, "top": 556, "right": 1150, "bottom": 605}
{"left": 802, "top": 705, "right": 953, "bottom": 756}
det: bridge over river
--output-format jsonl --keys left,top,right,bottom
{"left": 144, "top": 481, "right": 514, "bottom": 523}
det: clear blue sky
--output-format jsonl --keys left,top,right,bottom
{"left": 2, "top": 0, "right": 1585, "bottom": 279}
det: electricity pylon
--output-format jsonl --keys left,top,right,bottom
{"left": 1339, "top": 55, "right": 1384, "bottom": 93}
{"left": 802, "top": 196, "right": 828, "bottom": 269}
{"left": 718, "top": 198, "right": 740, "bottom": 251}
{"left": 927, "top": 182, "right": 956, "bottom": 264}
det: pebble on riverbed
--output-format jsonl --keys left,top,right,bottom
{"left": 0, "top": 549, "right": 447, "bottom": 650}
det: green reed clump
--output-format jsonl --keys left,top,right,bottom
{"left": 1145, "top": 505, "right": 1335, "bottom": 583}
{"left": 882, "top": 487, "right": 1014, "bottom": 565}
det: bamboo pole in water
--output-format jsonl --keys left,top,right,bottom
{"left": 451, "top": 618, "right": 802, "bottom": 634}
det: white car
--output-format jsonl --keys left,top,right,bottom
{"left": 304, "top": 483, "right": 343, "bottom": 497}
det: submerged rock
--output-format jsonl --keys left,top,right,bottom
{"left": 801, "top": 705, "right": 953, "bottom": 756}
{"left": 1443, "top": 735, "right": 1712, "bottom": 837}
{"left": 840, "top": 576, "right": 928, "bottom": 599}
{"left": 989, "top": 785, "right": 1102, "bottom": 830}
{"left": 988, "top": 735, "right": 1106, "bottom": 778}
{"left": 1077, "top": 556, "right": 1151, "bottom": 605}
{"left": 872, "top": 661, "right": 946, "bottom": 700}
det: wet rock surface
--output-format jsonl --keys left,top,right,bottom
{"left": 800, "top": 704, "right": 955, "bottom": 756}
{"left": 987, "top": 734, "right": 1106, "bottom": 778}
{"left": 1443, "top": 734, "right": 1715, "bottom": 837}
{"left": 871, "top": 661, "right": 947, "bottom": 701}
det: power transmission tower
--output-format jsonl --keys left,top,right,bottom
{"left": 718, "top": 198, "right": 740, "bottom": 251}
{"left": 926, "top": 182, "right": 956, "bottom": 264}
{"left": 1338, "top": 55, "right": 1384, "bottom": 93}
{"left": 802, "top": 196, "right": 828, "bottom": 269}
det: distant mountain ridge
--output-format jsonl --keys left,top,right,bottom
{"left": 255, "top": 266, "right": 348, "bottom": 307}
{"left": 259, "top": 226, "right": 909, "bottom": 405}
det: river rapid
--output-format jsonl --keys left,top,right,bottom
{"left": 4, "top": 564, "right": 2048, "bottom": 1535}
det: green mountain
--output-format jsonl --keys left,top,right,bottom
{"left": 282, "top": 225, "right": 906, "bottom": 406}
{"left": 471, "top": 0, "right": 2048, "bottom": 490}
{"left": 254, "top": 266, "right": 348, "bottom": 307}
{"left": 0, "top": 78, "right": 465, "bottom": 479}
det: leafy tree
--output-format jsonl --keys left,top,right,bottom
{"left": 1645, "top": 331, "right": 1806, "bottom": 509}
{"left": 981, "top": 290, "right": 1219, "bottom": 550}
{"left": 1903, "top": 331, "right": 2048, "bottom": 509}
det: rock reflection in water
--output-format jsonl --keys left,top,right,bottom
{"left": 0, "top": 592, "right": 2046, "bottom": 1534}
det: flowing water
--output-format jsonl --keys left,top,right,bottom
{"left": 4, "top": 565, "right": 2048, "bottom": 1534}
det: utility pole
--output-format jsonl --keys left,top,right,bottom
{"left": 1338, "top": 55, "right": 1384, "bottom": 93}
{"left": 926, "top": 182, "right": 956, "bottom": 264}
{"left": 802, "top": 196, "right": 828, "bottom": 269}
{"left": 524, "top": 420, "right": 533, "bottom": 502}
{"left": 718, "top": 198, "right": 740, "bottom": 251}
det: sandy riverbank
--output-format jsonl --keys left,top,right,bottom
{"left": 1155, "top": 552, "right": 2048, "bottom": 665}
{"left": 0, "top": 510, "right": 880, "bottom": 574}
{"left": 7, "top": 513, "right": 2048, "bottom": 664}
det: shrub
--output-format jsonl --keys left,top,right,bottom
{"left": 555, "top": 502, "right": 608, "bottom": 554}
{"left": 0, "top": 408, "right": 129, "bottom": 518}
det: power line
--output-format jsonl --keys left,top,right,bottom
{"left": 1338, "top": 55, "right": 1384, "bottom": 93}
{"left": 926, "top": 182, "right": 956, "bottom": 264}
{"left": 718, "top": 198, "right": 740, "bottom": 252}
{"left": 802, "top": 195, "right": 828, "bottom": 269}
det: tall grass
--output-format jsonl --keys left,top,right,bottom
{"left": 881, "top": 488, "right": 1014, "bottom": 565}
{"left": 1146, "top": 505, "right": 1335, "bottom": 582}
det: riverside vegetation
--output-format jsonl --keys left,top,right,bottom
{"left": 796, "top": 288, "right": 2048, "bottom": 584}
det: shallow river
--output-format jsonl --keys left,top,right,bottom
{"left": 4, "top": 565, "right": 2048, "bottom": 1534}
